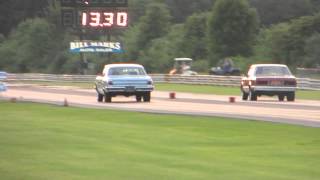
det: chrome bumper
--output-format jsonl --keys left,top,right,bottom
{"left": 252, "top": 86, "right": 296, "bottom": 92}
{"left": 104, "top": 85, "right": 154, "bottom": 92}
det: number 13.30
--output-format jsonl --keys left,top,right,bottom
{"left": 82, "top": 12, "right": 128, "bottom": 27}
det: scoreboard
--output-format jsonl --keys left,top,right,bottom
{"left": 81, "top": 11, "right": 127, "bottom": 27}
{"left": 60, "top": 0, "right": 128, "bottom": 28}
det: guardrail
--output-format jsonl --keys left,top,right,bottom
{"left": 5, "top": 73, "right": 320, "bottom": 90}
{"left": 0, "top": 71, "right": 7, "bottom": 81}
{"left": 0, "top": 71, "right": 8, "bottom": 92}
{"left": 296, "top": 68, "right": 320, "bottom": 79}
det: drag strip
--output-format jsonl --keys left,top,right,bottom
{"left": 2, "top": 84, "right": 320, "bottom": 127}
{"left": 9, "top": 85, "right": 320, "bottom": 111}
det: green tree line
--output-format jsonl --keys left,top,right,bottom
{"left": 0, "top": 0, "right": 319, "bottom": 74}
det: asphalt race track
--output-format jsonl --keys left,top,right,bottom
{"left": 2, "top": 84, "right": 320, "bottom": 127}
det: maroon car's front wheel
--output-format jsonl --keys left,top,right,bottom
{"left": 249, "top": 91, "right": 257, "bottom": 101}
{"left": 242, "top": 92, "right": 249, "bottom": 100}
{"left": 278, "top": 95, "right": 285, "bottom": 101}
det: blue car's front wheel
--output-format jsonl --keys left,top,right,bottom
{"left": 97, "top": 93, "right": 104, "bottom": 102}
{"left": 143, "top": 92, "right": 151, "bottom": 102}
{"left": 104, "top": 93, "right": 112, "bottom": 103}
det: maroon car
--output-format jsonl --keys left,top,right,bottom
{"left": 241, "top": 64, "right": 297, "bottom": 101}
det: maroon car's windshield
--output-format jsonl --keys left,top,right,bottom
{"left": 255, "top": 66, "right": 292, "bottom": 77}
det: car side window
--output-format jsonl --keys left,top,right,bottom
{"left": 109, "top": 68, "right": 120, "bottom": 75}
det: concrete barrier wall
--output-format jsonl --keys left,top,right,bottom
{"left": 6, "top": 73, "right": 320, "bottom": 90}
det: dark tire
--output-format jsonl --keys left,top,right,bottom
{"left": 104, "top": 94, "right": 112, "bottom": 103}
{"left": 278, "top": 95, "right": 285, "bottom": 101}
{"left": 287, "top": 92, "right": 295, "bottom": 102}
{"left": 143, "top": 92, "right": 151, "bottom": 102}
{"left": 136, "top": 95, "right": 142, "bottom": 102}
{"left": 97, "top": 94, "right": 104, "bottom": 102}
{"left": 242, "top": 91, "right": 249, "bottom": 101}
{"left": 249, "top": 90, "right": 257, "bottom": 101}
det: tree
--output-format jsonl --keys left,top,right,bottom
{"left": 0, "top": 0, "right": 48, "bottom": 36}
{"left": 0, "top": 18, "right": 52, "bottom": 72}
{"left": 179, "top": 13, "right": 209, "bottom": 60}
{"left": 267, "top": 13, "right": 320, "bottom": 67}
{"left": 0, "top": 17, "right": 76, "bottom": 73}
{"left": 137, "top": 2, "right": 171, "bottom": 48}
{"left": 208, "top": 0, "right": 259, "bottom": 65}
{"left": 122, "top": 2, "right": 171, "bottom": 62}
{"left": 263, "top": 23, "right": 291, "bottom": 65}
{"left": 165, "top": 0, "right": 214, "bottom": 23}
{"left": 128, "top": 0, "right": 152, "bottom": 23}
{"left": 310, "top": 0, "right": 320, "bottom": 12}
{"left": 249, "top": 0, "right": 313, "bottom": 26}
{"left": 120, "top": 25, "right": 141, "bottom": 62}
{"left": 304, "top": 33, "right": 320, "bottom": 67}
{"left": 138, "top": 24, "right": 185, "bottom": 73}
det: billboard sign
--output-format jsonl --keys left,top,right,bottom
{"left": 70, "top": 41, "right": 124, "bottom": 53}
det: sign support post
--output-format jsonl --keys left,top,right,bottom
{"left": 107, "top": 29, "right": 111, "bottom": 64}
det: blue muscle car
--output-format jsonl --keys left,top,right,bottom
{"left": 95, "top": 64, "right": 154, "bottom": 102}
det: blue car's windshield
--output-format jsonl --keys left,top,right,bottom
{"left": 108, "top": 67, "right": 146, "bottom": 76}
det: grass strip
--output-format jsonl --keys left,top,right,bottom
{"left": 0, "top": 102, "right": 319, "bottom": 180}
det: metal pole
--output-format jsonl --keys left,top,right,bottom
{"left": 79, "top": 30, "right": 86, "bottom": 74}
{"left": 107, "top": 29, "right": 111, "bottom": 64}
{"left": 78, "top": 6, "right": 87, "bottom": 75}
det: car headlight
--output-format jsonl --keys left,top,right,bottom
{"left": 104, "top": 81, "right": 113, "bottom": 86}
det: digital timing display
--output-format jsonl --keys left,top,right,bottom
{"left": 60, "top": 0, "right": 128, "bottom": 28}
{"left": 81, "top": 11, "right": 128, "bottom": 27}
